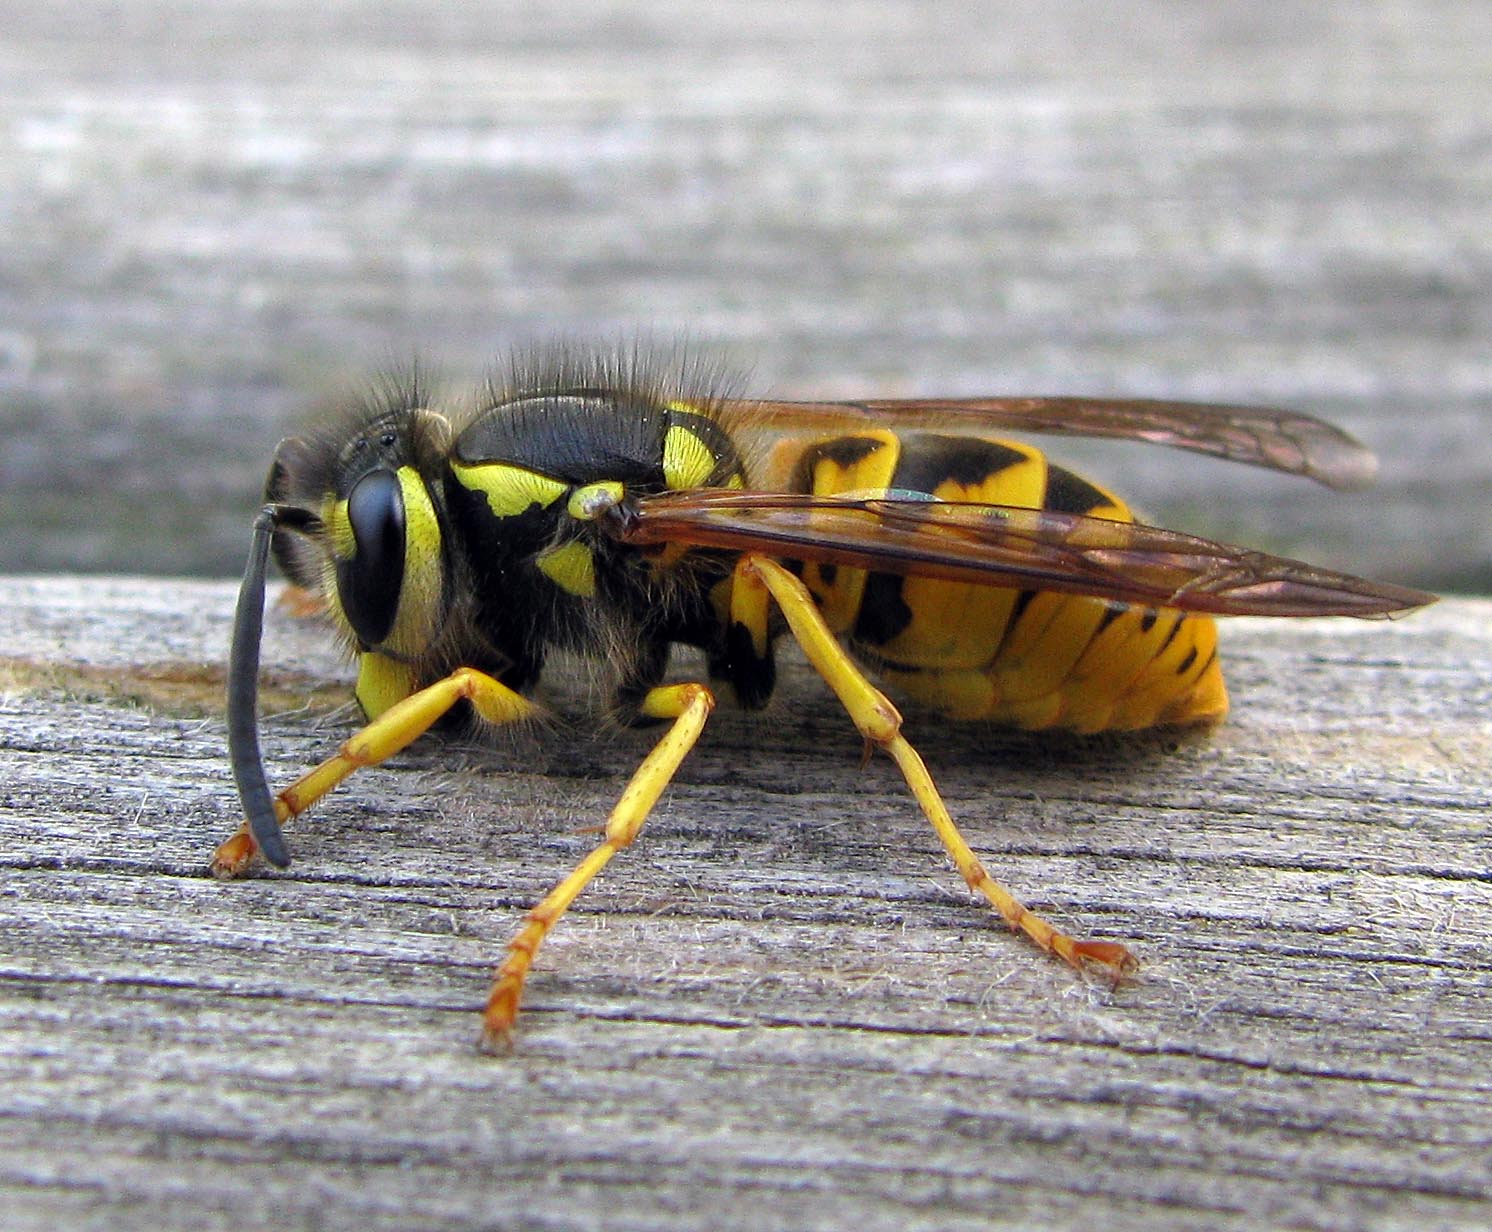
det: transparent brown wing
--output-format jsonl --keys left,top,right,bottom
{"left": 718, "top": 396, "right": 1378, "bottom": 491}
{"left": 608, "top": 491, "right": 1434, "bottom": 618}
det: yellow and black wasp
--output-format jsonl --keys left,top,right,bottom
{"left": 216, "top": 347, "right": 1433, "bottom": 1047}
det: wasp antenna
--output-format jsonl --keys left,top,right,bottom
{"left": 227, "top": 504, "right": 318, "bottom": 869}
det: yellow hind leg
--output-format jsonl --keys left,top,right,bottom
{"left": 740, "top": 556, "right": 1136, "bottom": 979}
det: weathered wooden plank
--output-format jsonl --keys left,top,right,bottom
{"left": 0, "top": 576, "right": 1488, "bottom": 1230}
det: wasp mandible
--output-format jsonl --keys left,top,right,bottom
{"left": 213, "top": 347, "right": 1433, "bottom": 1047}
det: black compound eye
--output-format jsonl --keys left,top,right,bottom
{"left": 338, "top": 469, "right": 406, "bottom": 647}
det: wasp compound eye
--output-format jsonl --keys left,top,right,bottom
{"left": 338, "top": 468, "right": 407, "bottom": 648}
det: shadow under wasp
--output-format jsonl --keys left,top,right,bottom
{"left": 214, "top": 347, "right": 1433, "bottom": 1048}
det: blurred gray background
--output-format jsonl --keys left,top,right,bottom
{"left": 0, "top": 0, "right": 1486, "bottom": 590}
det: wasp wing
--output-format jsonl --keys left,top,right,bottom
{"left": 720, "top": 396, "right": 1377, "bottom": 491}
{"left": 610, "top": 491, "right": 1433, "bottom": 618}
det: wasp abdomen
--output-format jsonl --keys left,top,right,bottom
{"left": 794, "top": 431, "right": 1227, "bottom": 733}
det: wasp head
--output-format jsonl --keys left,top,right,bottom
{"left": 227, "top": 381, "right": 454, "bottom": 869}
{"left": 267, "top": 394, "right": 455, "bottom": 660}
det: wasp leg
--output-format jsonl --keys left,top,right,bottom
{"left": 740, "top": 555, "right": 1137, "bottom": 980}
{"left": 211, "top": 667, "right": 536, "bottom": 877}
{"left": 481, "top": 681, "right": 714, "bottom": 1050}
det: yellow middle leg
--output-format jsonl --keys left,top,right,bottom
{"left": 481, "top": 681, "right": 715, "bottom": 1048}
{"left": 741, "top": 555, "right": 1137, "bottom": 979}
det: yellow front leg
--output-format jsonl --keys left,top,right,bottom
{"left": 481, "top": 681, "right": 715, "bottom": 1049}
{"left": 741, "top": 555, "right": 1137, "bottom": 979}
{"left": 211, "top": 666, "right": 536, "bottom": 877}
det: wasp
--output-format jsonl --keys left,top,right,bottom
{"left": 215, "top": 347, "right": 1433, "bottom": 1047}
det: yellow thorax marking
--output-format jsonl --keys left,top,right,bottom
{"left": 567, "top": 481, "right": 624, "bottom": 522}
{"left": 536, "top": 540, "right": 596, "bottom": 597}
{"left": 663, "top": 424, "right": 717, "bottom": 490}
{"left": 452, "top": 461, "right": 568, "bottom": 518}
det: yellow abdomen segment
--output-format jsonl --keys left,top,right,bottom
{"left": 792, "top": 431, "right": 1228, "bottom": 734}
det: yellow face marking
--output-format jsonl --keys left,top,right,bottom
{"left": 355, "top": 652, "right": 418, "bottom": 720}
{"left": 324, "top": 493, "right": 355, "bottom": 560}
{"left": 319, "top": 494, "right": 358, "bottom": 643}
{"left": 452, "top": 461, "right": 567, "bottom": 519}
{"left": 319, "top": 467, "right": 444, "bottom": 657}
{"left": 536, "top": 539, "right": 596, "bottom": 597}
{"left": 663, "top": 424, "right": 718, "bottom": 490}
{"left": 388, "top": 465, "right": 445, "bottom": 657}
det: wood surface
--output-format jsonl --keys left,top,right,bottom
{"left": 0, "top": 0, "right": 1487, "bottom": 589}
{"left": 1, "top": 575, "right": 1488, "bottom": 1230}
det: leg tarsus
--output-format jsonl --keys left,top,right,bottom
{"left": 211, "top": 797, "right": 294, "bottom": 878}
{"left": 1070, "top": 939, "right": 1139, "bottom": 983}
{"left": 209, "top": 824, "right": 258, "bottom": 879}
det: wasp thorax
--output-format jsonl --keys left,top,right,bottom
{"left": 325, "top": 464, "right": 445, "bottom": 658}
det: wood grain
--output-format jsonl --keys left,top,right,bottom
{"left": 1, "top": 576, "right": 1488, "bottom": 1230}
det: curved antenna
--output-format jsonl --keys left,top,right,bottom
{"left": 226, "top": 504, "right": 319, "bottom": 870}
